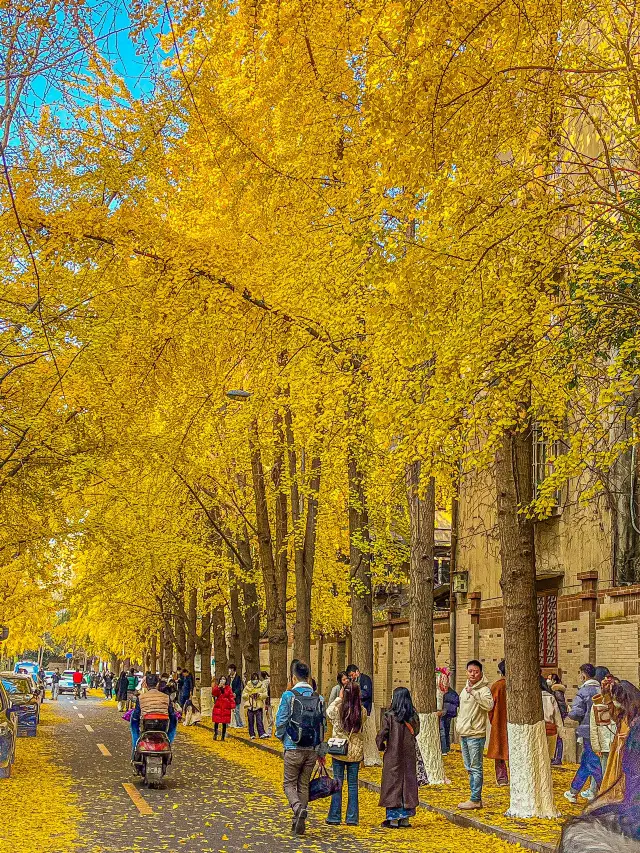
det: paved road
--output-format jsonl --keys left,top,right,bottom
{"left": 48, "top": 696, "right": 378, "bottom": 853}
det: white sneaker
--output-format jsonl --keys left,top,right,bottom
{"left": 580, "top": 790, "right": 595, "bottom": 800}
{"left": 564, "top": 790, "right": 578, "bottom": 803}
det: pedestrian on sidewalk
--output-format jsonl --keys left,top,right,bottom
{"left": 440, "top": 684, "right": 459, "bottom": 755}
{"left": 590, "top": 673, "right": 618, "bottom": 782}
{"left": 275, "top": 660, "right": 325, "bottom": 836}
{"left": 456, "top": 659, "right": 494, "bottom": 810}
{"left": 212, "top": 676, "right": 235, "bottom": 741}
{"left": 541, "top": 676, "right": 564, "bottom": 760}
{"left": 179, "top": 669, "right": 194, "bottom": 708}
{"left": 51, "top": 668, "right": 61, "bottom": 700}
{"left": 103, "top": 671, "right": 113, "bottom": 699}
{"left": 126, "top": 668, "right": 138, "bottom": 710}
{"left": 376, "top": 686, "right": 420, "bottom": 829}
{"left": 116, "top": 669, "right": 128, "bottom": 712}
{"left": 261, "top": 671, "right": 273, "bottom": 733}
{"left": 328, "top": 671, "right": 349, "bottom": 707}
{"left": 326, "top": 681, "right": 366, "bottom": 827}
{"left": 548, "top": 673, "right": 568, "bottom": 765}
{"left": 243, "top": 673, "right": 269, "bottom": 739}
{"left": 346, "top": 664, "right": 373, "bottom": 715}
{"left": 564, "top": 663, "right": 603, "bottom": 803}
{"left": 487, "top": 660, "right": 509, "bottom": 786}
{"left": 597, "top": 680, "right": 640, "bottom": 805}
{"left": 228, "top": 664, "right": 244, "bottom": 728}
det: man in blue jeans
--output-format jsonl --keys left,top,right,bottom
{"left": 564, "top": 663, "right": 603, "bottom": 803}
{"left": 456, "top": 659, "right": 494, "bottom": 810}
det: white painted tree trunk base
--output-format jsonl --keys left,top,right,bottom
{"left": 363, "top": 704, "right": 383, "bottom": 766}
{"left": 417, "top": 712, "right": 449, "bottom": 785}
{"left": 506, "top": 720, "right": 560, "bottom": 818}
{"left": 200, "top": 687, "right": 213, "bottom": 717}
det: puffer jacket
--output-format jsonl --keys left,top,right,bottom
{"left": 568, "top": 679, "right": 600, "bottom": 740}
{"left": 327, "top": 697, "right": 367, "bottom": 763}
{"left": 242, "top": 681, "right": 268, "bottom": 711}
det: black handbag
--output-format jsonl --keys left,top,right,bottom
{"left": 327, "top": 737, "right": 349, "bottom": 756}
{"left": 308, "top": 762, "right": 341, "bottom": 801}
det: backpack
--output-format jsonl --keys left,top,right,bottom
{"left": 286, "top": 688, "right": 324, "bottom": 747}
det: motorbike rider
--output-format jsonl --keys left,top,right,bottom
{"left": 130, "top": 673, "right": 177, "bottom": 757}
{"left": 72, "top": 668, "right": 84, "bottom": 699}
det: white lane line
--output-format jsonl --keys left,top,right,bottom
{"left": 77, "top": 713, "right": 84, "bottom": 719}
{"left": 97, "top": 743, "right": 111, "bottom": 757}
{"left": 85, "top": 724, "right": 94, "bottom": 733}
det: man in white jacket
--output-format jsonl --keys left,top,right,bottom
{"left": 457, "top": 659, "right": 494, "bottom": 810}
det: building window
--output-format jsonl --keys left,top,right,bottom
{"left": 532, "top": 423, "right": 562, "bottom": 509}
{"left": 538, "top": 594, "right": 558, "bottom": 667}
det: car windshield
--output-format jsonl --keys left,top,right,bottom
{"left": 1, "top": 677, "right": 31, "bottom": 695}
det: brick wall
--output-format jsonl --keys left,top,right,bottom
{"left": 596, "top": 619, "right": 640, "bottom": 685}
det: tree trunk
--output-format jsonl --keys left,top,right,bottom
{"left": 235, "top": 528, "right": 262, "bottom": 676}
{"left": 348, "top": 446, "right": 373, "bottom": 679}
{"left": 199, "top": 610, "right": 212, "bottom": 689}
{"left": 496, "top": 423, "right": 558, "bottom": 818}
{"left": 150, "top": 634, "right": 157, "bottom": 674}
{"left": 406, "top": 463, "right": 446, "bottom": 784}
{"left": 212, "top": 604, "right": 228, "bottom": 681}
{"left": 186, "top": 587, "right": 197, "bottom": 675}
{"left": 251, "top": 420, "right": 288, "bottom": 696}
{"left": 161, "top": 609, "right": 174, "bottom": 673}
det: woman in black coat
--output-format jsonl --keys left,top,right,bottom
{"left": 115, "top": 671, "right": 129, "bottom": 707}
{"left": 376, "top": 687, "right": 420, "bottom": 829}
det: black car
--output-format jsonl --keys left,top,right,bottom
{"left": 0, "top": 673, "right": 39, "bottom": 737}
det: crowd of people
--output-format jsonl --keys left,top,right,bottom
{"left": 76, "top": 653, "right": 639, "bottom": 846}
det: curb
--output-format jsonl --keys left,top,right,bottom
{"left": 223, "top": 731, "right": 556, "bottom": 853}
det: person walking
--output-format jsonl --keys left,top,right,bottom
{"left": 228, "top": 664, "right": 244, "bottom": 728}
{"left": 275, "top": 660, "right": 325, "bottom": 836}
{"left": 326, "top": 681, "right": 366, "bottom": 827}
{"left": 51, "top": 668, "right": 61, "bottom": 700}
{"left": 212, "top": 676, "right": 235, "bottom": 741}
{"left": 487, "top": 660, "right": 509, "bottom": 786}
{"left": 178, "top": 669, "right": 194, "bottom": 708}
{"left": 597, "top": 680, "right": 640, "bottom": 805}
{"left": 126, "top": 667, "right": 138, "bottom": 710}
{"left": 243, "top": 673, "right": 268, "bottom": 739}
{"left": 116, "top": 669, "right": 128, "bottom": 712}
{"left": 456, "top": 659, "right": 494, "bottom": 810}
{"left": 541, "top": 676, "right": 564, "bottom": 760}
{"left": 376, "top": 686, "right": 420, "bottom": 829}
{"left": 548, "top": 673, "right": 568, "bottom": 765}
{"left": 328, "top": 672, "right": 349, "bottom": 707}
{"left": 564, "top": 663, "right": 603, "bottom": 803}
{"left": 103, "top": 671, "right": 113, "bottom": 699}
{"left": 590, "top": 673, "right": 618, "bottom": 784}
{"left": 440, "top": 683, "right": 459, "bottom": 755}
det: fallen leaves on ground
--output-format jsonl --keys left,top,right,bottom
{"left": 0, "top": 703, "right": 81, "bottom": 851}
{"left": 184, "top": 720, "right": 526, "bottom": 853}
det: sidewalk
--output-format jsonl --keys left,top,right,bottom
{"left": 217, "top": 725, "right": 585, "bottom": 852}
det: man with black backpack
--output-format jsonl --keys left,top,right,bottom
{"left": 275, "top": 660, "right": 325, "bottom": 835}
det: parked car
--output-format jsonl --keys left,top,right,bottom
{"left": 0, "top": 680, "right": 17, "bottom": 778}
{"left": 0, "top": 673, "right": 39, "bottom": 736}
{"left": 58, "top": 670, "right": 89, "bottom": 696}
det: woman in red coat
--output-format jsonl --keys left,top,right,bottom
{"left": 212, "top": 676, "right": 235, "bottom": 741}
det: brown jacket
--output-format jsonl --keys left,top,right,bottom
{"left": 139, "top": 688, "right": 170, "bottom": 717}
{"left": 376, "top": 712, "right": 420, "bottom": 810}
{"left": 487, "top": 677, "right": 508, "bottom": 760}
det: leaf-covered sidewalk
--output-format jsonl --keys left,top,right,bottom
{"left": 186, "top": 720, "right": 534, "bottom": 853}
{"left": 218, "top": 725, "right": 585, "bottom": 849}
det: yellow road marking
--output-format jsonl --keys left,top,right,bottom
{"left": 84, "top": 724, "right": 94, "bottom": 733}
{"left": 122, "top": 782, "right": 153, "bottom": 815}
{"left": 97, "top": 743, "right": 111, "bottom": 756}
